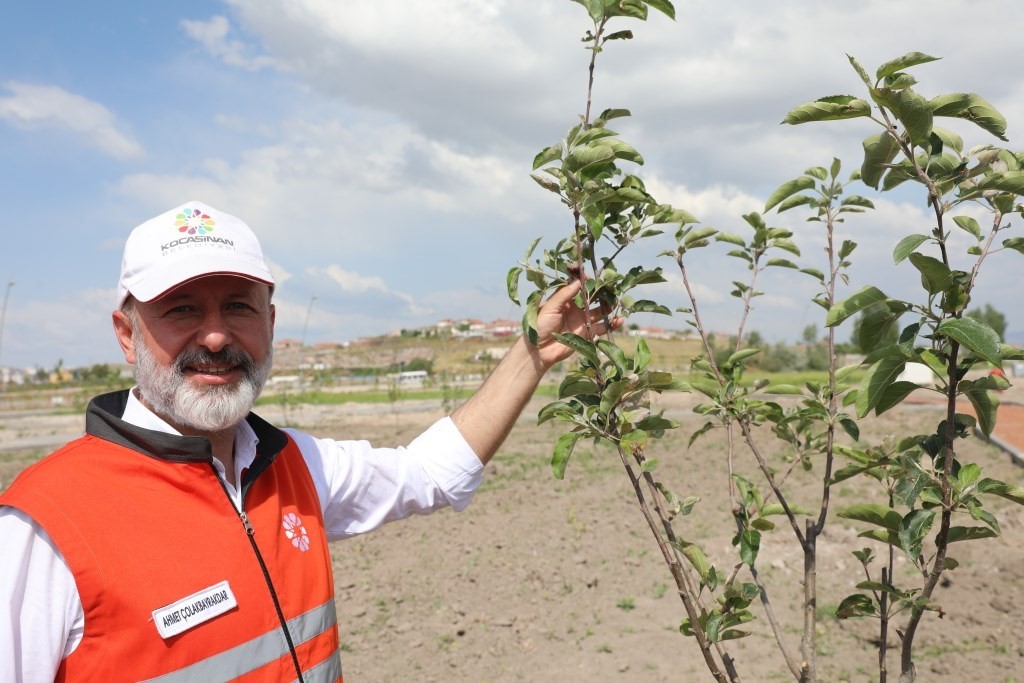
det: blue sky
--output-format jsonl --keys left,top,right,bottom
{"left": 2, "top": 0, "right": 1023, "bottom": 369}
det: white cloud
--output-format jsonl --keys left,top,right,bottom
{"left": 113, "top": 113, "right": 540, "bottom": 261}
{"left": 181, "top": 16, "right": 279, "bottom": 71}
{"left": 0, "top": 82, "right": 143, "bottom": 159}
{"left": 310, "top": 265, "right": 432, "bottom": 317}
{"left": 0, "top": 292, "right": 118, "bottom": 369}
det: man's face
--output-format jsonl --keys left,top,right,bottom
{"left": 114, "top": 275, "right": 275, "bottom": 434}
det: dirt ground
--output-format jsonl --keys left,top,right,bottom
{"left": 2, "top": 386, "right": 1024, "bottom": 682}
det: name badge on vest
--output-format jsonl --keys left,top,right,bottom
{"left": 152, "top": 580, "right": 239, "bottom": 639}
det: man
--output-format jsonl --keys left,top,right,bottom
{"left": 0, "top": 201, "right": 614, "bottom": 682}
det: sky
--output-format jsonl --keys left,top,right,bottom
{"left": 2, "top": 0, "right": 1024, "bottom": 369}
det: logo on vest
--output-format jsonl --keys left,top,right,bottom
{"left": 282, "top": 512, "right": 310, "bottom": 552}
{"left": 152, "top": 580, "right": 238, "bottom": 639}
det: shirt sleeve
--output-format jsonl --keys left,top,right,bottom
{"left": 0, "top": 507, "right": 84, "bottom": 682}
{"left": 285, "top": 417, "right": 485, "bottom": 541}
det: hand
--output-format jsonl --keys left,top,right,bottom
{"left": 531, "top": 279, "right": 623, "bottom": 368}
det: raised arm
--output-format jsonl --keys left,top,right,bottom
{"left": 451, "top": 280, "right": 619, "bottom": 463}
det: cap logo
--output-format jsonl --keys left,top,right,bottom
{"left": 161, "top": 208, "right": 235, "bottom": 255}
{"left": 176, "top": 208, "right": 216, "bottom": 235}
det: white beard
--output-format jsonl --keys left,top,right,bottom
{"left": 133, "top": 331, "right": 272, "bottom": 433}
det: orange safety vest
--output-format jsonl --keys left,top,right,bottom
{"left": 0, "top": 391, "right": 342, "bottom": 682}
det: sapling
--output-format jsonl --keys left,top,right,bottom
{"left": 511, "top": 3, "right": 1024, "bottom": 682}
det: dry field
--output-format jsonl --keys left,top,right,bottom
{"left": 3, "top": 387, "right": 1024, "bottom": 682}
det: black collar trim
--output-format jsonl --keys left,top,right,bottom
{"left": 85, "top": 390, "right": 289, "bottom": 471}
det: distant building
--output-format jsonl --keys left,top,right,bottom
{"left": 486, "top": 319, "right": 518, "bottom": 337}
{"left": 0, "top": 367, "right": 26, "bottom": 385}
{"left": 629, "top": 326, "right": 674, "bottom": 340}
{"left": 397, "top": 370, "right": 428, "bottom": 385}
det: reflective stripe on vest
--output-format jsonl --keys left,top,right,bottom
{"left": 140, "top": 600, "right": 340, "bottom": 683}
{"left": 293, "top": 650, "right": 344, "bottom": 683}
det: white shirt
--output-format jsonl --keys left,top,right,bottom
{"left": 0, "top": 392, "right": 483, "bottom": 683}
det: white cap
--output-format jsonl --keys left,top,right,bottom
{"left": 116, "top": 200, "right": 275, "bottom": 307}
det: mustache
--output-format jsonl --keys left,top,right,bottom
{"left": 174, "top": 347, "right": 257, "bottom": 377}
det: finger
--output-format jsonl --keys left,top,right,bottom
{"left": 542, "top": 279, "right": 583, "bottom": 310}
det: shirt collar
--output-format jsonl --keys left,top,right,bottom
{"left": 122, "top": 388, "right": 260, "bottom": 476}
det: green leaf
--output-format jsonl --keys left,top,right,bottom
{"left": 523, "top": 236, "right": 542, "bottom": 260}
{"left": 932, "top": 126, "right": 964, "bottom": 154}
{"left": 559, "top": 375, "right": 600, "bottom": 398}
{"left": 830, "top": 158, "right": 842, "bottom": 179}
{"left": 776, "top": 194, "right": 816, "bottom": 213}
{"left": 532, "top": 143, "right": 562, "bottom": 169}
{"left": 553, "top": 332, "right": 601, "bottom": 367}
{"left": 685, "top": 227, "right": 718, "bottom": 247}
{"left": 529, "top": 171, "right": 562, "bottom": 194}
{"left": 595, "top": 108, "right": 631, "bottom": 124}
{"left": 838, "top": 503, "right": 902, "bottom": 532}
{"left": 858, "top": 529, "right": 901, "bottom": 547}
{"left": 738, "top": 529, "right": 761, "bottom": 566}
{"left": 836, "top": 594, "right": 877, "bottom": 619}
{"left": 952, "top": 215, "right": 982, "bottom": 240}
{"left": 565, "top": 143, "right": 616, "bottom": 172}
{"left": 652, "top": 204, "right": 700, "bottom": 226}
{"left": 907, "top": 253, "right": 951, "bottom": 295}
{"left": 782, "top": 97, "right": 871, "bottom": 125}
{"left": 801, "top": 267, "right": 825, "bottom": 282}
{"left": 847, "top": 55, "right": 873, "bottom": 87}
{"left": 552, "top": 431, "right": 583, "bottom": 480}
{"left": 635, "top": 337, "right": 652, "bottom": 372}
{"left": 805, "top": 166, "right": 828, "bottom": 180}
{"left": 840, "top": 195, "right": 875, "bottom": 209}
{"left": 893, "top": 234, "right": 930, "bottom": 264}
{"left": 642, "top": 0, "right": 676, "bottom": 19}
{"left": 962, "top": 383, "right": 998, "bottom": 437}
{"left": 506, "top": 267, "right": 523, "bottom": 305}
{"left": 937, "top": 317, "right": 1002, "bottom": 366}
{"left": 861, "top": 133, "right": 901, "bottom": 189}
{"left": 604, "top": 138, "right": 644, "bottom": 165}
{"left": 946, "top": 526, "right": 998, "bottom": 543}
{"left": 874, "top": 380, "right": 920, "bottom": 416}
{"left": 839, "top": 418, "right": 860, "bottom": 441}
{"left": 715, "top": 232, "right": 746, "bottom": 246}
{"left": 727, "top": 348, "right": 761, "bottom": 365}
{"left": 826, "top": 286, "right": 889, "bottom": 327}
{"left": 1003, "top": 237, "right": 1024, "bottom": 255}
{"left": 958, "top": 463, "right": 982, "bottom": 487}
{"left": 855, "top": 580, "right": 898, "bottom": 595}
{"left": 764, "top": 176, "right": 816, "bottom": 212}
{"left": 597, "top": 339, "right": 629, "bottom": 375}
{"left": 765, "top": 258, "right": 798, "bottom": 269}
{"left": 688, "top": 421, "right": 715, "bottom": 448}
{"left": 763, "top": 384, "right": 803, "bottom": 395}
{"left": 976, "top": 170, "right": 1024, "bottom": 195}
{"left": 930, "top": 93, "right": 1008, "bottom": 141}
{"left": 636, "top": 414, "right": 678, "bottom": 432}
{"left": 976, "top": 478, "right": 1024, "bottom": 505}
{"left": 856, "top": 356, "right": 906, "bottom": 418}
{"left": 771, "top": 238, "right": 800, "bottom": 256}
{"left": 899, "top": 509, "right": 935, "bottom": 559}
{"left": 603, "top": 29, "right": 633, "bottom": 41}
{"left": 872, "top": 87, "right": 933, "bottom": 145}
{"left": 680, "top": 544, "right": 712, "bottom": 585}
{"left": 574, "top": 127, "right": 619, "bottom": 145}
{"left": 628, "top": 300, "right": 672, "bottom": 315}
{"left": 876, "top": 52, "right": 940, "bottom": 80}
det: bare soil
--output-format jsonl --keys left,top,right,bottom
{"left": 3, "top": 388, "right": 1024, "bottom": 682}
